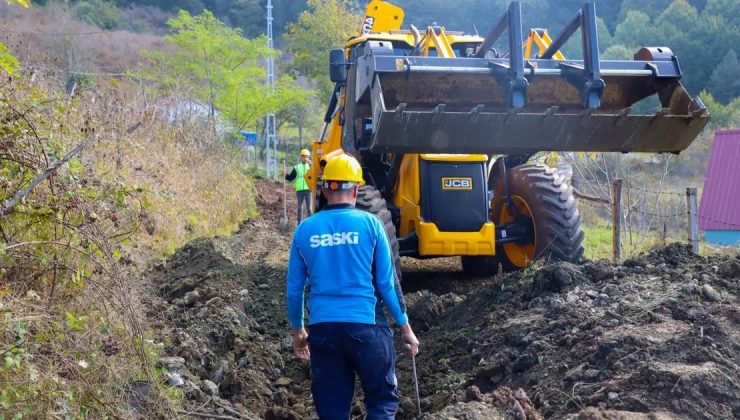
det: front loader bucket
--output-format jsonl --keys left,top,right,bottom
{"left": 364, "top": 54, "right": 708, "bottom": 155}
{"left": 354, "top": 2, "right": 709, "bottom": 155}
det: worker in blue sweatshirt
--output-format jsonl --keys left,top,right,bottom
{"left": 286, "top": 154, "right": 419, "bottom": 419}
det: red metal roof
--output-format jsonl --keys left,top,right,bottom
{"left": 699, "top": 129, "right": 740, "bottom": 231}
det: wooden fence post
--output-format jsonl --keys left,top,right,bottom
{"left": 611, "top": 179, "right": 623, "bottom": 264}
{"left": 686, "top": 187, "right": 699, "bottom": 253}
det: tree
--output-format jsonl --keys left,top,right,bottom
{"left": 274, "top": 0, "right": 310, "bottom": 44}
{"left": 75, "top": 0, "right": 122, "bottom": 30}
{"left": 617, "top": 0, "right": 673, "bottom": 21}
{"left": 113, "top": 0, "right": 266, "bottom": 37}
{"left": 603, "top": 45, "right": 634, "bottom": 60}
{"left": 143, "top": 10, "right": 311, "bottom": 131}
{"left": 613, "top": 10, "right": 654, "bottom": 49}
{"left": 284, "top": 0, "right": 360, "bottom": 102}
{"left": 707, "top": 50, "right": 740, "bottom": 104}
{"left": 699, "top": 90, "right": 740, "bottom": 129}
{"left": 536, "top": 0, "right": 622, "bottom": 33}
{"left": 703, "top": 0, "right": 740, "bottom": 28}
{"left": 653, "top": 0, "right": 707, "bottom": 95}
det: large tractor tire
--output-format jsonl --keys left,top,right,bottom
{"left": 491, "top": 164, "right": 584, "bottom": 272}
{"left": 355, "top": 185, "right": 402, "bottom": 281}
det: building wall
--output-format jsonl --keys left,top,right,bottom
{"left": 705, "top": 230, "right": 740, "bottom": 246}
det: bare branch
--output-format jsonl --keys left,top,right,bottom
{"left": 1, "top": 136, "right": 94, "bottom": 217}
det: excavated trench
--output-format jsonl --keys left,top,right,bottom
{"left": 143, "top": 180, "right": 739, "bottom": 419}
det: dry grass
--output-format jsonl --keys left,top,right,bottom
{"left": 0, "top": 275, "right": 175, "bottom": 417}
{"left": 1, "top": 71, "right": 255, "bottom": 417}
{"left": 84, "top": 106, "right": 256, "bottom": 257}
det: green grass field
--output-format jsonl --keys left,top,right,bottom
{"left": 583, "top": 226, "right": 614, "bottom": 261}
{"left": 582, "top": 224, "right": 735, "bottom": 261}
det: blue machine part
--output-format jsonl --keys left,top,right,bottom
{"left": 237, "top": 131, "right": 258, "bottom": 146}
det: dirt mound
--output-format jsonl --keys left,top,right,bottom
{"left": 428, "top": 386, "right": 540, "bottom": 420}
{"left": 395, "top": 244, "right": 740, "bottom": 419}
{"left": 144, "top": 179, "right": 739, "bottom": 419}
{"left": 143, "top": 180, "right": 311, "bottom": 419}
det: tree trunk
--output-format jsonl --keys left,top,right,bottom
{"left": 298, "top": 124, "right": 303, "bottom": 151}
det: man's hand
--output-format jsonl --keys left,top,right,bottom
{"left": 400, "top": 323, "right": 419, "bottom": 357}
{"left": 292, "top": 328, "right": 310, "bottom": 360}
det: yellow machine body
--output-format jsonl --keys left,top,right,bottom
{"left": 393, "top": 154, "right": 495, "bottom": 256}
{"left": 308, "top": 1, "right": 708, "bottom": 263}
{"left": 308, "top": 1, "right": 497, "bottom": 257}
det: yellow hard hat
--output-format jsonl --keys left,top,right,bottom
{"left": 300, "top": 149, "right": 311, "bottom": 157}
{"left": 322, "top": 154, "right": 365, "bottom": 189}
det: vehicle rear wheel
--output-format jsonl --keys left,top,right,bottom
{"left": 355, "top": 185, "right": 402, "bottom": 281}
{"left": 491, "top": 163, "right": 584, "bottom": 272}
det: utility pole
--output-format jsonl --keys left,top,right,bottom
{"left": 264, "top": 0, "right": 278, "bottom": 179}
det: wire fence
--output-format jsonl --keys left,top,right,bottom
{"left": 572, "top": 177, "right": 717, "bottom": 262}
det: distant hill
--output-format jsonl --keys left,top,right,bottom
{"left": 0, "top": 2, "right": 165, "bottom": 73}
{"left": 3, "top": 0, "right": 738, "bottom": 105}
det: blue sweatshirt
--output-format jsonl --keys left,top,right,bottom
{"left": 286, "top": 204, "right": 408, "bottom": 329}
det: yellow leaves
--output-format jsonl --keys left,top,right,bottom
{"left": 7, "top": 0, "right": 30, "bottom": 7}
{"left": 576, "top": 152, "right": 599, "bottom": 160}
{"left": 64, "top": 312, "right": 86, "bottom": 331}
{"left": 0, "top": 43, "right": 20, "bottom": 75}
{"left": 67, "top": 157, "right": 84, "bottom": 176}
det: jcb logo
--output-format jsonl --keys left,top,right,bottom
{"left": 362, "top": 16, "right": 375, "bottom": 34}
{"left": 442, "top": 177, "right": 473, "bottom": 190}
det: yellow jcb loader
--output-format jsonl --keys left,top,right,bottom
{"left": 306, "top": 0, "right": 709, "bottom": 276}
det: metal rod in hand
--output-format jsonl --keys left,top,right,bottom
{"left": 406, "top": 344, "right": 422, "bottom": 417}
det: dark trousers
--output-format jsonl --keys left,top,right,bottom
{"left": 308, "top": 323, "right": 399, "bottom": 420}
{"left": 296, "top": 190, "right": 312, "bottom": 222}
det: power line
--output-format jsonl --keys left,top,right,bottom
{"left": 28, "top": 65, "right": 131, "bottom": 77}
{"left": 1, "top": 29, "right": 111, "bottom": 37}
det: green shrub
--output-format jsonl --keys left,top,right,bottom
{"left": 75, "top": 0, "right": 122, "bottom": 30}
{"left": 0, "top": 43, "right": 19, "bottom": 74}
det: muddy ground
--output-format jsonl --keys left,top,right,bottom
{"left": 143, "top": 179, "right": 739, "bottom": 419}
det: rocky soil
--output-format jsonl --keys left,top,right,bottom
{"left": 143, "top": 179, "right": 739, "bottom": 419}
